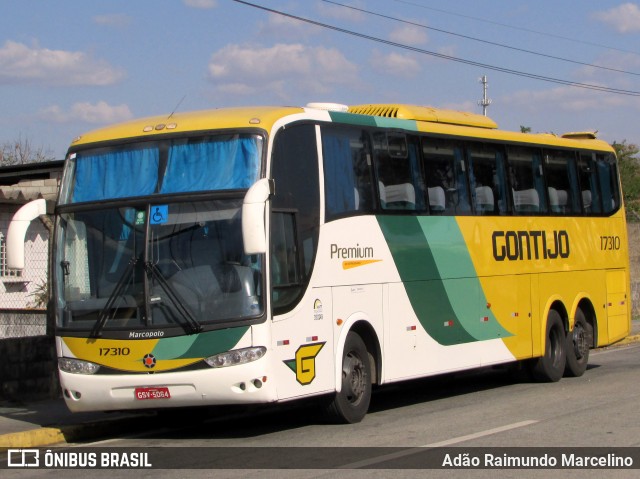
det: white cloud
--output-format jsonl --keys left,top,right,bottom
{"left": 501, "top": 85, "right": 638, "bottom": 113}
{"left": 93, "top": 14, "right": 131, "bottom": 28}
{"left": 0, "top": 41, "right": 125, "bottom": 86}
{"left": 576, "top": 51, "right": 640, "bottom": 91}
{"left": 208, "top": 43, "right": 359, "bottom": 98}
{"left": 317, "top": 0, "right": 366, "bottom": 22}
{"left": 183, "top": 0, "right": 217, "bottom": 9}
{"left": 258, "top": 12, "right": 323, "bottom": 38}
{"left": 369, "top": 50, "right": 421, "bottom": 78}
{"left": 388, "top": 25, "right": 428, "bottom": 46}
{"left": 593, "top": 3, "right": 640, "bottom": 33}
{"left": 39, "top": 101, "right": 133, "bottom": 124}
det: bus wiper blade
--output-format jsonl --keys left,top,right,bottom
{"left": 90, "top": 257, "right": 137, "bottom": 339}
{"left": 144, "top": 262, "right": 203, "bottom": 335}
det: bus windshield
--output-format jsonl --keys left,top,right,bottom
{"left": 56, "top": 199, "right": 263, "bottom": 336}
{"left": 54, "top": 132, "right": 265, "bottom": 337}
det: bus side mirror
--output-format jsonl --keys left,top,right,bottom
{"left": 242, "top": 178, "right": 274, "bottom": 255}
{"left": 7, "top": 199, "right": 47, "bottom": 270}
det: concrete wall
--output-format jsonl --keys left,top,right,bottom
{"left": 0, "top": 310, "right": 47, "bottom": 338}
{"left": 0, "top": 335, "right": 59, "bottom": 401}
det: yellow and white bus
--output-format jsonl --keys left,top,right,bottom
{"left": 8, "top": 103, "right": 631, "bottom": 423}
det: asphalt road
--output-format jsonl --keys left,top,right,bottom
{"left": 5, "top": 344, "right": 640, "bottom": 478}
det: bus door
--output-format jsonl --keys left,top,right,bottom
{"left": 268, "top": 208, "right": 332, "bottom": 399}
{"left": 270, "top": 288, "right": 334, "bottom": 400}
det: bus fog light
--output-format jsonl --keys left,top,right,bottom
{"left": 204, "top": 346, "right": 266, "bottom": 368}
{"left": 59, "top": 357, "right": 100, "bottom": 375}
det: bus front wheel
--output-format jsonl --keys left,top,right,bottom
{"left": 531, "top": 310, "right": 566, "bottom": 382}
{"left": 326, "top": 332, "right": 372, "bottom": 424}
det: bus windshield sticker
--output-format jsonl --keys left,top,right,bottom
{"left": 150, "top": 205, "right": 169, "bottom": 224}
{"left": 135, "top": 210, "right": 146, "bottom": 225}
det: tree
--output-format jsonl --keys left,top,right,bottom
{"left": 0, "top": 136, "right": 55, "bottom": 166}
{"left": 612, "top": 140, "right": 640, "bottom": 220}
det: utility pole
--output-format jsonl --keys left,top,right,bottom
{"left": 478, "top": 75, "right": 492, "bottom": 116}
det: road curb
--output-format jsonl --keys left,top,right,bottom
{"left": 0, "top": 415, "right": 156, "bottom": 450}
{"left": 0, "top": 427, "right": 65, "bottom": 449}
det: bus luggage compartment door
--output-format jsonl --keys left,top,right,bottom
{"left": 605, "top": 269, "right": 630, "bottom": 343}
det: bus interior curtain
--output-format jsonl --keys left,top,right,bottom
{"left": 161, "top": 137, "right": 260, "bottom": 194}
{"left": 72, "top": 148, "right": 159, "bottom": 202}
{"left": 322, "top": 133, "right": 356, "bottom": 214}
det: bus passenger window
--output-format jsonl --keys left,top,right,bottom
{"left": 322, "top": 127, "right": 373, "bottom": 219}
{"left": 596, "top": 153, "right": 620, "bottom": 214}
{"left": 507, "top": 147, "right": 547, "bottom": 214}
{"left": 544, "top": 150, "right": 580, "bottom": 215}
{"left": 578, "top": 153, "right": 601, "bottom": 214}
{"left": 467, "top": 143, "right": 508, "bottom": 215}
{"left": 422, "top": 139, "right": 471, "bottom": 215}
{"left": 373, "top": 133, "right": 425, "bottom": 211}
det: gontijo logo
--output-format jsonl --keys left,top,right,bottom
{"left": 284, "top": 342, "right": 326, "bottom": 385}
{"left": 492, "top": 230, "right": 570, "bottom": 261}
{"left": 330, "top": 243, "right": 381, "bottom": 270}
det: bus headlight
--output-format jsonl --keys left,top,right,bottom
{"left": 205, "top": 346, "right": 266, "bottom": 368}
{"left": 58, "top": 357, "right": 100, "bottom": 375}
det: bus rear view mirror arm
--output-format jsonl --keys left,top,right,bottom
{"left": 242, "top": 178, "right": 274, "bottom": 255}
{"left": 7, "top": 198, "right": 47, "bottom": 270}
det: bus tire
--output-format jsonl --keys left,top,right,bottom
{"left": 326, "top": 332, "right": 372, "bottom": 424}
{"left": 530, "top": 310, "right": 566, "bottom": 382}
{"left": 564, "top": 309, "right": 591, "bottom": 377}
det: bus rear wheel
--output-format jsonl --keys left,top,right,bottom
{"left": 325, "top": 332, "right": 372, "bottom": 424}
{"left": 530, "top": 310, "right": 566, "bottom": 382}
{"left": 564, "top": 309, "right": 591, "bottom": 377}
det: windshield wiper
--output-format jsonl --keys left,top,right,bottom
{"left": 90, "top": 257, "right": 137, "bottom": 339}
{"left": 144, "top": 261, "right": 202, "bottom": 335}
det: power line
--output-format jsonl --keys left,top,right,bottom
{"left": 394, "top": 0, "right": 640, "bottom": 57}
{"left": 232, "top": 0, "right": 640, "bottom": 97}
{"left": 322, "top": 0, "right": 640, "bottom": 77}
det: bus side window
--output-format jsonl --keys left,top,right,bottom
{"left": 467, "top": 143, "right": 508, "bottom": 215}
{"left": 422, "top": 138, "right": 471, "bottom": 215}
{"left": 596, "top": 153, "right": 620, "bottom": 214}
{"left": 271, "top": 212, "right": 302, "bottom": 310}
{"left": 322, "top": 127, "right": 373, "bottom": 219}
{"left": 373, "top": 132, "right": 425, "bottom": 211}
{"left": 578, "top": 153, "right": 602, "bottom": 214}
{"left": 544, "top": 150, "right": 581, "bottom": 215}
{"left": 507, "top": 147, "right": 547, "bottom": 214}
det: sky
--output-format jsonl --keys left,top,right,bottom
{"left": 2, "top": 0, "right": 640, "bottom": 160}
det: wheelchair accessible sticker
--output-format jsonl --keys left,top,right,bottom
{"left": 150, "top": 205, "right": 168, "bottom": 224}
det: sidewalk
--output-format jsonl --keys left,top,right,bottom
{"left": 2, "top": 321, "right": 640, "bottom": 449}
{"left": 0, "top": 398, "right": 157, "bottom": 448}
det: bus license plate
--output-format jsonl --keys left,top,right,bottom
{"left": 135, "top": 387, "right": 171, "bottom": 400}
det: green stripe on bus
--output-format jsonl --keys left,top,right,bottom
{"left": 151, "top": 326, "right": 250, "bottom": 360}
{"left": 328, "top": 111, "right": 418, "bottom": 131}
{"left": 328, "top": 111, "right": 378, "bottom": 127}
{"left": 377, "top": 216, "right": 510, "bottom": 345}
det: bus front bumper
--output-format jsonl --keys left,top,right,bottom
{"left": 59, "top": 359, "right": 277, "bottom": 413}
